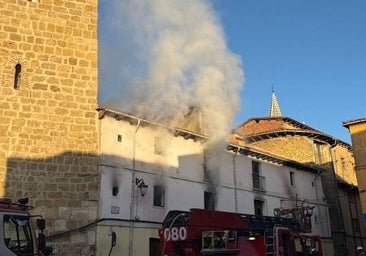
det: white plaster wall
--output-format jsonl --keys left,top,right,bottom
{"left": 166, "top": 178, "right": 204, "bottom": 210}
{"left": 99, "top": 114, "right": 331, "bottom": 239}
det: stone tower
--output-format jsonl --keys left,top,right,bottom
{"left": 0, "top": 0, "right": 99, "bottom": 255}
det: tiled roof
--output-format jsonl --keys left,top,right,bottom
{"left": 234, "top": 116, "right": 351, "bottom": 149}
{"left": 97, "top": 107, "right": 323, "bottom": 173}
{"left": 343, "top": 118, "right": 366, "bottom": 127}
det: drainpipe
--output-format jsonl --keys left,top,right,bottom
{"left": 330, "top": 141, "right": 348, "bottom": 256}
{"left": 129, "top": 119, "right": 141, "bottom": 256}
{"left": 233, "top": 147, "right": 240, "bottom": 213}
{"left": 313, "top": 169, "right": 326, "bottom": 252}
{"left": 313, "top": 170, "right": 321, "bottom": 201}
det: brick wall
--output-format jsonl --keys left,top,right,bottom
{"left": 0, "top": 0, "right": 99, "bottom": 255}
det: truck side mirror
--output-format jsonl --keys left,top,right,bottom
{"left": 37, "top": 219, "right": 45, "bottom": 231}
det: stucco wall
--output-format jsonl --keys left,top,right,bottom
{"left": 98, "top": 113, "right": 332, "bottom": 255}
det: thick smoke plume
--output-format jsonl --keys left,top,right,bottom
{"left": 99, "top": 0, "right": 244, "bottom": 142}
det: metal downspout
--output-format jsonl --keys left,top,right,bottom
{"left": 330, "top": 141, "right": 348, "bottom": 256}
{"left": 313, "top": 169, "right": 326, "bottom": 254}
{"left": 129, "top": 119, "right": 141, "bottom": 256}
{"left": 233, "top": 147, "right": 239, "bottom": 213}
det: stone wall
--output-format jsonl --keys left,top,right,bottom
{"left": 240, "top": 119, "right": 354, "bottom": 256}
{"left": 250, "top": 136, "right": 315, "bottom": 163}
{"left": 0, "top": 0, "right": 99, "bottom": 255}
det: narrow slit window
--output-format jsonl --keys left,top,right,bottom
{"left": 14, "top": 63, "right": 21, "bottom": 90}
{"left": 117, "top": 134, "right": 122, "bottom": 143}
{"left": 290, "top": 171, "right": 295, "bottom": 186}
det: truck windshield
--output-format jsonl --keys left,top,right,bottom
{"left": 3, "top": 214, "right": 34, "bottom": 255}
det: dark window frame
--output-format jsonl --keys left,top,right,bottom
{"left": 153, "top": 185, "right": 165, "bottom": 207}
{"left": 204, "top": 191, "right": 215, "bottom": 210}
{"left": 254, "top": 199, "right": 264, "bottom": 216}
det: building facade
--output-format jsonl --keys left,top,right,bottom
{"left": 0, "top": 1, "right": 99, "bottom": 254}
{"left": 1, "top": 1, "right": 356, "bottom": 255}
{"left": 97, "top": 107, "right": 331, "bottom": 255}
{"left": 233, "top": 115, "right": 365, "bottom": 256}
{"left": 344, "top": 119, "right": 366, "bottom": 227}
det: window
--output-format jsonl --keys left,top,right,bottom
{"left": 117, "top": 134, "right": 122, "bottom": 143}
{"left": 252, "top": 161, "right": 265, "bottom": 191}
{"left": 254, "top": 199, "right": 264, "bottom": 216}
{"left": 112, "top": 186, "right": 119, "bottom": 197}
{"left": 4, "top": 215, "right": 34, "bottom": 254}
{"left": 149, "top": 238, "right": 162, "bottom": 256}
{"left": 204, "top": 191, "right": 215, "bottom": 210}
{"left": 290, "top": 172, "right": 295, "bottom": 186}
{"left": 153, "top": 185, "right": 165, "bottom": 207}
{"left": 14, "top": 63, "right": 21, "bottom": 90}
{"left": 252, "top": 161, "right": 260, "bottom": 188}
{"left": 203, "top": 149, "right": 210, "bottom": 180}
{"left": 154, "top": 137, "right": 164, "bottom": 155}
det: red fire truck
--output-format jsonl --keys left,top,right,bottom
{"left": 158, "top": 208, "right": 322, "bottom": 256}
{"left": 0, "top": 197, "right": 51, "bottom": 256}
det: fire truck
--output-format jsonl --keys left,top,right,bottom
{"left": 158, "top": 208, "right": 322, "bottom": 256}
{"left": 0, "top": 197, "right": 51, "bottom": 256}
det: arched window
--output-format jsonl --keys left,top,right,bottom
{"left": 14, "top": 63, "right": 21, "bottom": 90}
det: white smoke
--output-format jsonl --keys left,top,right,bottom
{"left": 99, "top": 0, "right": 244, "bottom": 141}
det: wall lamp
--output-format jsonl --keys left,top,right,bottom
{"left": 136, "top": 178, "right": 148, "bottom": 197}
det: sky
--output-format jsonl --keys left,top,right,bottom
{"left": 98, "top": 0, "right": 366, "bottom": 144}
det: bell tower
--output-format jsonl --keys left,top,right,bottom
{"left": 0, "top": 0, "right": 99, "bottom": 254}
{"left": 269, "top": 88, "right": 283, "bottom": 117}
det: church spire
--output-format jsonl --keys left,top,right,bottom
{"left": 269, "top": 87, "right": 282, "bottom": 117}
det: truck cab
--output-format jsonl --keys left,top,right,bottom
{"left": 0, "top": 198, "right": 50, "bottom": 256}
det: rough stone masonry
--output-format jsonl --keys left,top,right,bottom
{"left": 0, "top": 0, "right": 99, "bottom": 254}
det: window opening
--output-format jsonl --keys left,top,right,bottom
{"left": 252, "top": 161, "right": 265, "bottom": 191}
{"left": 117, "top": 134, "right": 122, "bottom": 143}
{"left": 252, "top": 161, "right": 260, "bottom": 189}
{"left": 112, "top": 186, "right": 119, "bottom": 197}
{"left": 14, "top": 63, "right": 21, "bottom": 90}
{"left": 203, "top": 149, "right": 210, "bottom": 180}
{"left": 254, "top": 199, "right": 264, "bottom": 216}
{"left": 153, "top": 185, "right": 165, "bottom": 207}
{"left": 4, "top": 214, "right": 34, "bottom": 254}
{"left": 290, "top": 171, "right": 295, "bottom": 186}
{"left": 204, "top": 191, "right": 215, "bottom": 210}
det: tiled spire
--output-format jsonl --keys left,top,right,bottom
{"left": 269, "top": 87, "right": 282, "bottom": 117}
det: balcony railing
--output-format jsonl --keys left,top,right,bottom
{"left": 252, "top": 174, "right": 266, "bottom": 191}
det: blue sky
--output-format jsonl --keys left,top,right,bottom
{"left": 98, "top": 0, "right": 366, "bottom": 144}
{"left": 209, "top": 0, "right": 366, "bottom": 144}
